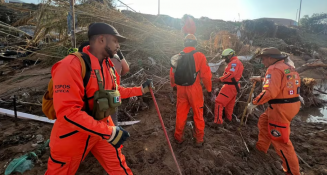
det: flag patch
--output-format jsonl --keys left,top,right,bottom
{"left": 289, "top": 90, "right": 294, "bottom": 95}
{"left": 266, "top": 74, "right": 271, "bottom": 79}
{"left": 284, "top": 69, "right": 290, "bottom": 74}
{"left": 287, "top": 75, "right": 293, "bottom": 80}
{"left": 286, "top": 82, "right": 293, "bottom": 88}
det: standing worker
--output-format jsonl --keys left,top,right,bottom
{"left": 181, "top": 14, "right": 196, "bottom": 36}
{"left": 45, "top": 23, "right": 153, "bottom": 175}
{"left": 213, "top": 49, "right": 244, "bottom": 124}
{"left": 170, "top": 34, "right": 213, "bottom": 147}
{"left": 78, "top": 42, "right": 130, "bottom": 126}
{"left": 247, "top": 47, "right": 301, "bottom": 175}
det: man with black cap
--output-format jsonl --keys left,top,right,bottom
{"left": 78, "top": 29, "right": 131, "bottom": 126}
{"left": 247, "top": 47, "right": 301, "bottom": 175}
{"left": 45, "top": 22, "right": 153, "bottom": 175}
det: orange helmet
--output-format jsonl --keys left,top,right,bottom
{"left": 184, "top": 34, "right": 197, "bottom": 41}
{"left": 184, "top": 34, "right": 197, "bottom": 47}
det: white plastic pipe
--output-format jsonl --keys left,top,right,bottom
{"left": 0, "top": 108, "right": 55, "bottom": 124}
{"left": 0, "top": 108, "right": 140, "bottom": 126}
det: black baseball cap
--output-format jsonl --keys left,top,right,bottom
{"left": 88, "top": 22, "right": 126, "bottom": 42}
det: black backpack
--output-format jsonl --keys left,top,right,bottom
{"left": 174, "top": 50, "right": 198, "bottom": 86}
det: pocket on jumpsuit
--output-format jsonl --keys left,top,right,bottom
{"left": 268, "top": 120, "right": 290, "bottom": 143}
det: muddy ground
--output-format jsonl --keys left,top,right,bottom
{"left": 1, "top": 94, "right": 327, "bottom": 175}
{"left": 0, "top": 59, "right": 327, "bottom": 175}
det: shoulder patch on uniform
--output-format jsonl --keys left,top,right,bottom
{"left": 287, "top": 75, "right": 293, "bottom": 80}
{"left": 295, "top": 80, "right": 299, "bottom": 85}
{"left": 231, "top": 63, "right": 237, "bottom": 67}
{"left": 266, "top": 74, "right": 271, "bottom": 79}
{"left": 263, "top": 79, "right": 270, "bottom": 88}
{"left": 289, "top": 90, "right": 294, "bottom": 95}
{"left": 284, "top": 69, "right": 290, "bottom": 74}
{"left": 286, "top": 82, "right": 293, "bottom": 88}
{"left": 230, "top": 68, "right": 235, "bottom": 72}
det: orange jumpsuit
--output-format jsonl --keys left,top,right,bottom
{"left": 182, "top": 17, "right": 196, "bottom": 35}
{"left": 253, "top": 60, "right": 301, "bottom": 175}
{"left": 214, "top": 56, "right": 244, "bottom": 124}
{"left": 170, "top": 47, "right": 212, "bottom": 143}
{"left": 45, "top": 46, "right": 142, "bottom": 175}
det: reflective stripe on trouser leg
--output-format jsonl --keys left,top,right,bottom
{"left": 214, "top": 103, "right": 223, "bottom": 124}
{"left": 91, "top": 139, "right": 133, "bottom": 175}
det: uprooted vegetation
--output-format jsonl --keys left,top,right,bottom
{"left": 0, "top": 1, "right": 327, "bottom": 175}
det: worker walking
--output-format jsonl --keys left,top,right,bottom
{"left": 213, "top": 49, "right": 244, "bottom": 124}
{"left": 45, "top": 23, "right": 153, "bottom": 175}
{"left": 247, "top": 47, "right": 301, "bottom": 175}
{"left": 170, "top": 34, "right": 212, "bottom": 146}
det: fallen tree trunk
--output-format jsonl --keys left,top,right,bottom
{"left": 296, "top": 60, "right": 327, "bottom": 73}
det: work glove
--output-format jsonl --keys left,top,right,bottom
{"left": 108, "top": 126, "right": 130, "bottom": 148}
{"left": 249, "top": 76, "right": 262, "bottom": 82}
{"left": 246, "top": 102, "right": 258, "bottom": 115}
{"left": 141, "top": 79, "right": 155, "bottom": 94}
{"left": 117, "top": 50, "right": 125, "bottom": 60}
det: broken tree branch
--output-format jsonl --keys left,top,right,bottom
{"left": 296, "top": 60, "right": 327, "bottom": 73}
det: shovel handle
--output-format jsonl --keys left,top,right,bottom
{"left": 149, "top": 88, "right": 182, "bottom": 175}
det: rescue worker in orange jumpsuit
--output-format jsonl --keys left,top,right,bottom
{"left": 78, "top": 42, "right": 130, "bottom": 125}
{"left": 46, "top": 23, "right": 154, "bottom": 175}
{"left": 170, "top": 34, "right": 212, "bottom": 146}
{"left": 181, "top": 14, "right": 196, "bottom": 36}
{"left": 247, "top": 47, "right": 301, "bottom": 175}
{"left": 213, "top": 49, "right": 244, "bottom": 124}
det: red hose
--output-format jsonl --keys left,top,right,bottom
{"left": 150, "top": 88, "right": 182, "bottom": 175}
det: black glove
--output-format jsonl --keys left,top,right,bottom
{"left": 107, "top": 126, "right": 130, "bottom": 148}
{"left": 142, "top": 79, "right": 154, "bottom": 94}
{"left": 117, "top": 50, "right": 125, "bottom": 60}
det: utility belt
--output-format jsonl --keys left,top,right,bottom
{"left": 91, "top": 68, "right": 121, "bottom": 120}
{"left": 223, "top": 77, "right": 240, "bottom": 93}
{"left": 268, "top": 97, "right": 300, "bottom": 104}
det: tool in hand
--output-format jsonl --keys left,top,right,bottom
{"left": 149, "top": 87, "right": 182, "bottom": 175}
{"left": 237, "top": 81, "right": 256, "bottom": 153}
{"left": 240, "top": 81, "right": 257, "bottom": 126}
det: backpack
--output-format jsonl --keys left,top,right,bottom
{"left": 174, "top": 50, "right": 198, "bottom": 86}
{"left": 42, "top": 52, "right": 91, "bottom": 120}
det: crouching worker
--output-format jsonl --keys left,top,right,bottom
{"left": 43, "top": 23, "right": 154, "bottom": 175}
